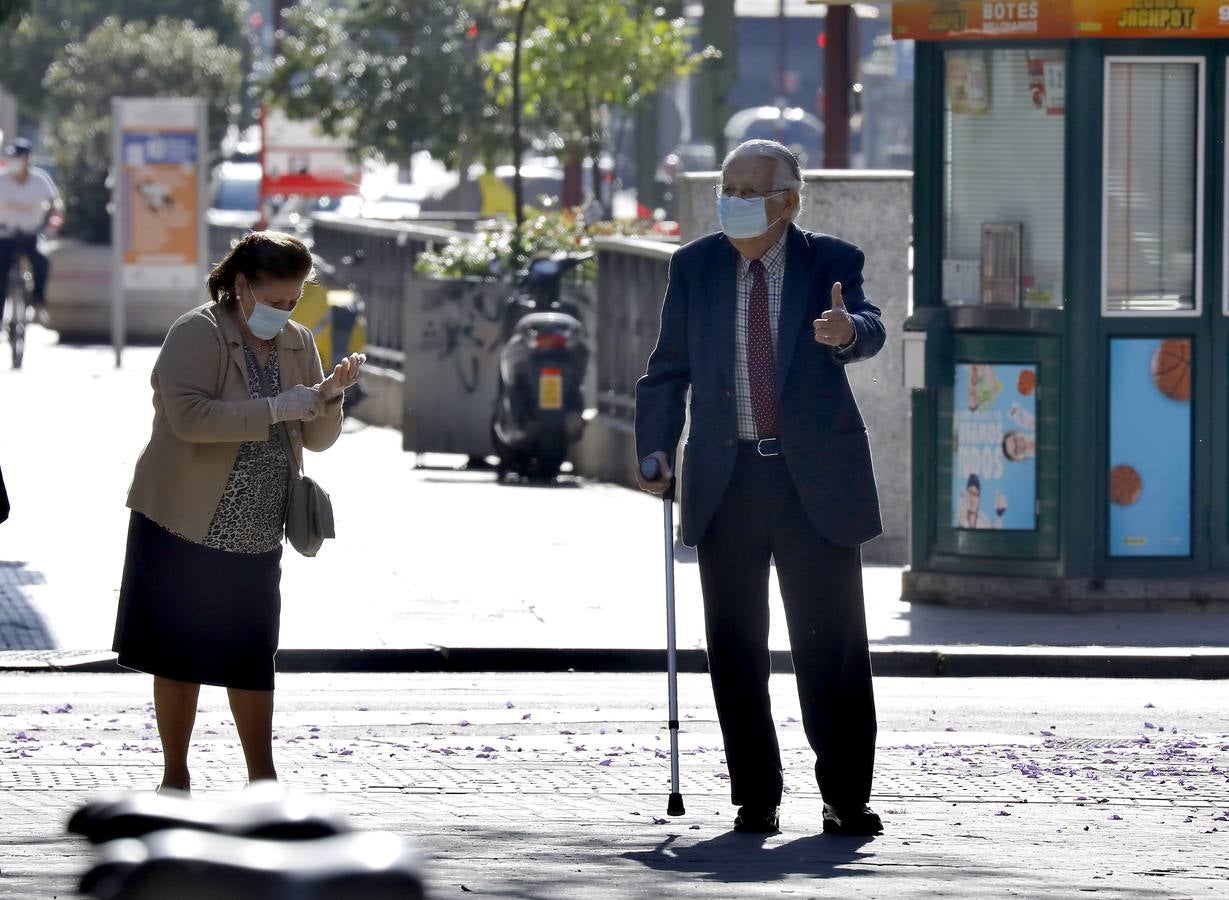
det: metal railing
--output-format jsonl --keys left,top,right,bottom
{"left": 592, "top": 236, "right": 675, "bottom": 423}
{"left": 310, "top": 214, "right": 468, "bottom": 371}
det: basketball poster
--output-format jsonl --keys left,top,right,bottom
{"left": 1108, "top": 338, "right": 1192, "bottom": 557}
{"left": 952, "top": 362, "right": 1038, "bottom": 530}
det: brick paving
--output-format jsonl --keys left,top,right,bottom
{"left": 1, "top": 673, "right": 1227, "bottom": 898}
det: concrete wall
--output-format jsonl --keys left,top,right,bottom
{"left": 678, "top": 170, "right": 913, "bottom": 564}
{"left": 353, "top": 365, "right": 404, "bottom": 431}
{"left": 43, "top": 238, "right": 200, "bottom": 343}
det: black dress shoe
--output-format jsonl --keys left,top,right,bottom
{"left": 733, "top": 805, "right": 780, "bottom": 834}
{"left": 822, "top": 803, "right": 883, "bottom": 836}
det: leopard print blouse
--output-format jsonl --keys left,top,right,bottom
{"left": 196, "top": 345, "right": 290, "bottom": 554}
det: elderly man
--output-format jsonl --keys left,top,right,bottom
{"left": 635, "top": 140, "right": 885, "bottom": 836}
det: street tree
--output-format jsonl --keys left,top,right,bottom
{"left": 263, "top": 0, "right": 500, "bottom": 170}
{"left": 483, "top": 0, "right": 706, "bottom": 212}
{"left": 44, "top": 18, "right": 241, "bottom": 242}
{"left": 0, "top": 0, "right": 31, "bottom": 28}
{"left": 0, "top": 0, "right": 244, "bottom": 120}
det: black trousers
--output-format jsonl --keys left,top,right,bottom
{"left": 696, "top": 446, "right": 877, "bottom": 809}
{"left": 0, "top": 233, "right": 50, "bottom": 321}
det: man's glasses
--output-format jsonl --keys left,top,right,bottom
{"left": 715, "top": 186, "right": 790, "bottom": 200}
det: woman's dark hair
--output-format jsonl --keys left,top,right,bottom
{"left": 207, "top": 231, "right": 315, "bottom": 307}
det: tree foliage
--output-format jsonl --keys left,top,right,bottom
{"left": 484, "top": 1, "right": 704, "bottom": 172}
{"left": 0, "top": 0, "right": 243, "bottom": 119}
{"left": 44, "top": 18, "right": 241, "bottom": 242}
{"left": 0, "top": 0, "right": 32, "bottom": 28}
{"left": 264, "top": 0, "right": 500, "bottom": 167}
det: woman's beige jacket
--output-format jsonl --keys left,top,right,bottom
{"left": 126, "top": 302, "right": 344, "bottom": 542}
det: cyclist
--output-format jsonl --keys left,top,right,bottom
{"left": 0, "top": 138, "right": 63, "bottom": 327}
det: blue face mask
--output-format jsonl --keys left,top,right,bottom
{"left": 716, "top": 192, "right": 786, "bottom": 240}
{"left": 245, "top": 284, "right": 294, "bottom": 340}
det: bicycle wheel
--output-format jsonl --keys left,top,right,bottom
{"left": 7, "top": 271, "right": 27, "bottom": 369}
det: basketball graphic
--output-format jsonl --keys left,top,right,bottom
{"left": 1017, "top": 369, "right": 1036, "bottom": 396}
{"left": 1109, "top": 464, "right": 1142, "bottom": 506}
{"left": 1151, "top": 339, "right": 1191, "bottom": 402}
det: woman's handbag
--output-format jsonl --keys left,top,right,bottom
{"left": 276, "top": 424, "right": 335, "bottom": 557}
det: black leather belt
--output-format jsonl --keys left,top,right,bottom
{"left": 738, "top": 438, "right": 781, "bottom": 457}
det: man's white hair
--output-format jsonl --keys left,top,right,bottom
{"left": 721, "top": 139, "right": 804, "bottom": 220}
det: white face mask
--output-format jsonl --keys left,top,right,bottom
{"left": 244, "top": 284, "right": 295, "bottom": 340}
{"left": 716, "top": 192, "right": 786, "bottom": 240}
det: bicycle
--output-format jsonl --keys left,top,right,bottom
{"left": 3, "top": 254, "right": 33, "bottom": 370}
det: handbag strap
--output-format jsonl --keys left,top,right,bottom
{"left": 247, "top": 342, "right": 302, "bottom": 480}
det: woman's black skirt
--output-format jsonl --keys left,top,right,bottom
{"left": 113, "top": 511, "right": 282, "bottom": 690}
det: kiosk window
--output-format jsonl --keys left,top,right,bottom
{"left": 1103, "top": 58, "right": 1203, "bottom": 315}
{"left": 943, "top": 48, "right": 1066, "bottom": 310}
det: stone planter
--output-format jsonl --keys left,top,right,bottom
{"left": 401, "top": 276, "right": 596, "bottom": 459}
{"left": 43, "top": 237, "right": 203, "bottom": 343}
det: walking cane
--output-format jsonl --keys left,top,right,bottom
{"left": 640, "top": 456, "right": 686, "bottom": 817}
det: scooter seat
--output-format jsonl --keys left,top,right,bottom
{"left": 81, "top": 830, "right": 425, "bottom": 900}
{"left": 513, "top": 310, "right": 583, "bottom": 335}
{"left": 68, "top": 784, "right": 350, "bottom": 844}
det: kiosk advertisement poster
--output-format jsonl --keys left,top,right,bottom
{"left": 1108, "top": 338, "right": 1192, "bottom": 557}
{"left": 952, "top": 363, "right": 1038, "bottom": 531}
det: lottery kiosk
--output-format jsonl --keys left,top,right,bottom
{"left": 896, "top": 1, "right": 1229, "bottom": 607}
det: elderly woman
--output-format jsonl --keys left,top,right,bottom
{"left": 113, "top": 231, "right": 364, "bottom": 793}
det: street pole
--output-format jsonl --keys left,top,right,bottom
{"left": 823, "top": 5, "right": 852, "bottom": 169}
{"left": 696, "top": 0, "right": 736, "bottom": 163}
{"left": 512, "top": 0, "right": 531, "bottom": 246}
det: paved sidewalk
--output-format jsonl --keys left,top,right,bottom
{"left": 1, "top": 672, "right": 1227, "bottom": 898}
{"left": 5, "top": 336, "right": 1229, "bottom": 675}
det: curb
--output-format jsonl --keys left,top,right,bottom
{"left": 2, "top": 647, "right": 1228, "bottom": 678}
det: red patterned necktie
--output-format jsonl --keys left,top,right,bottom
{"left": 746, "top": 259, "right": 777, "bottom": 438}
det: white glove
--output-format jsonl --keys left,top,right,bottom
{"left": 268, "top": 385, "right": 324, "bottom": 423}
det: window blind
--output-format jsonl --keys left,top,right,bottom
{"left": 1103, "top": 59, "right": 1201, "bottom": 314}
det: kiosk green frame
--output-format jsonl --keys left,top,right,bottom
{"left": 897, "top": 2, "right": 1229, "bottom": 608}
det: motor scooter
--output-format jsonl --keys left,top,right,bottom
{"left": 491, "top": 252, "right": 592, "bottom": 482}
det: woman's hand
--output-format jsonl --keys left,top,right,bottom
{"left": 269, "top": 385, "right": 325, "bottom": 423}
{"left": 317, "top": 353, "right": 367, "bottom": 402}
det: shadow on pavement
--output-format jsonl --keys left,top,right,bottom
{"left": 0, "top": 560, "right": 55, "bottom": 650}
{"left": 622, "top": 830, "right": 878, "bottom": 883}
{"left": 418, "top": 474, "right": 583, "bottom": 490}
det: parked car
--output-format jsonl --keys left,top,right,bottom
{"left": 724, "top": 106, "right": 823, "bottom": 168}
